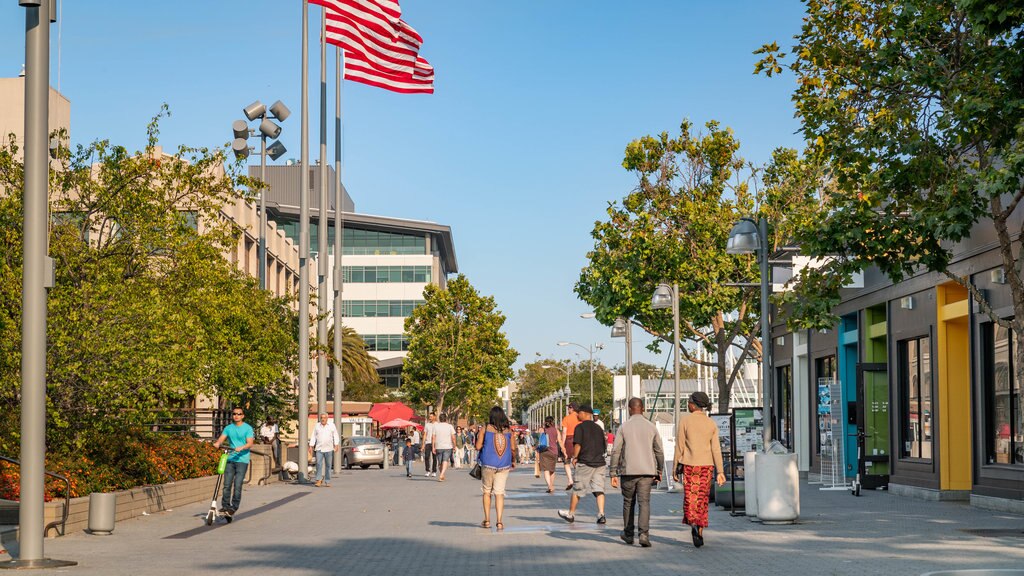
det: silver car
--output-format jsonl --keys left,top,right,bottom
{"left": 341, "top": 436, "right": 385, "bottom": 469}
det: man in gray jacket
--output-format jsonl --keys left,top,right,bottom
{"left": 609, "top": 397, "right": 664, "bottom": 547}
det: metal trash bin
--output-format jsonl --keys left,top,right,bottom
{"left": 87, "top": 492, "right": 116, "bottom": 535}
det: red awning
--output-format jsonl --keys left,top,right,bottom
{"left": 368, "top": 402, "right": 415, "bottom": 424}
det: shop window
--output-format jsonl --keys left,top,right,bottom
{"left": 899, "top": 336, "right": 932, "bottom": 460}
{"left": 776, "top": 365, "right": 793, "bottom": 449}
{"left": 984, "top": 323, "right": 1022, "bottom": 465}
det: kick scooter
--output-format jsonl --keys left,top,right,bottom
{"left": 205, "top": 450, "right": 233, "bottom": 525}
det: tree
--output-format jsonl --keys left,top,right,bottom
{"left": 321, "top": 323, "right": 385, "bottom": 402}
{"left": 576, "top": 121, "right": 816, "bottom": 412}
{"left": 0, "top": 112, "right": 299, "bottom": 452}
{"left": 402, "top": 275, "right": 518, "bottom": 420}
{"left": 756, "top": 0, "right": 1024, "bottom": 387}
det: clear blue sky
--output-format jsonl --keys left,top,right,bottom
{"left": 1, "top": 1, "right": 807, "bottom": 371}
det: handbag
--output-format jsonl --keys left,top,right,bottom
{"left": 675, "top": 462, "right": 684, "bottom": 477}
{"left": 469, "top": 460, "right": 482, "bottom": 480}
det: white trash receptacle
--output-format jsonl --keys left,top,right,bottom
{"left": 87, "top": 492, "right": 116, "bottom": 535}
{"left": 755, "top": 451, "right": 799, "bottom": 522}
{"left": 744, "top": 451, "right": 759, "bottom": 517}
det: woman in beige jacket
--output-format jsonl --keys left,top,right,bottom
{"left": 672, "top": 391, "right": 726, "bottom": 548}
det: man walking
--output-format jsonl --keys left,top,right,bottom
{"left": 308, "top": 413, "right": 340, "bottom": 487}
{"left": 431, "top": 414, "right": 457, "bottom": 481}
{"left": 557, "top": 404, "right": 608, "bottom": 525}
{"left": 213, "top": 407, "right": 255, "bottom": 518}
{"left": 610, "top": 397, "right": 664, "bottom": 547}
{"left": 422, "top": 413, "right": 438, "bottom": 477}
{"left": 559, "top": 403, "right": 579, "bottom": 490}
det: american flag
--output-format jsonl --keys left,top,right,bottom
{"left": 312, "top": 0, "right": 434, "bottom": 94}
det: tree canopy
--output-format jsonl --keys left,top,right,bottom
{"left": 401, "top": 275, "right": 518, "bottom": 420}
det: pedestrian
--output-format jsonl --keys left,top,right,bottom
{"left": 402, "top": 438, "right": 415, "bottom": 477}
{"left": 537, "top": 416, "right": 559, "bottom": 493}
{"left": 391, "top": 431, "right": 401, "bottom": 466}
{"left": 454, "top": 426, "right": 465, "bottom": 469}
{"left": 422, "top": 413, "right": 438, "bottom": 477}
{"left": 308, "top": 413, "right": 340, "bottom": 487}
{"left": 475, "top": 406, "right": 515, "bottom": 531}
{"left": 212, "top": 406, "right": 255, "bottom": 518}
{"left": 557, "top": 404, "right": 607, "bottom": 525}
{"left": 609, "top": 397, "right": 664, "bottom": 548}
{"left": 259, "top": 417, "right": 282, "bottom": 479}
{"left": 559, "top": 403, "right": 580, "bottom": 490}
{"left": 672, "top": 391, "right": 726, "bottom": 548}
{"left": 432, "top": 413, "right": 457, "bottom": 481}
{"left": 411, "top": 426, "right": 421, "bottom": 462}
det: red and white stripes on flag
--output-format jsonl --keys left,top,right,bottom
{"left": 311, "top": 0, "right": 434, "bottom": 94}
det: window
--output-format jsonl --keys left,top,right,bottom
{"left": 342, "top": 266, "right": 431, "bottom": 284}
{"left": 899, "top": 336, "right": 932, "bottom": 460}
{"left": 361, "top": 334, "right": 409, "bottom": 352}
{"left": 342, "top": 300, "right": 424, "bottom": 318}
{"left": 379, "top": 366, "right": 402, "bottom": 388}
{"left": 776, "top": 365, "right": 793, "bottom": 449}
{"left": 342, "top": 228, "right": 426, "bottom": 255}
{"left": 985, "top": 323, "right": 1022, "bottom": 465}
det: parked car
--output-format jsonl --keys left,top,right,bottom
{"left": 341, "top": 436, "right": 385, "bottom": 469}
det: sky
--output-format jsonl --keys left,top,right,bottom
{"left": 0, "top": 0, "right": 808, "bottom": 372}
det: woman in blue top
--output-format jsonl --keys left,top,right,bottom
{"left": 475, "top": 406, "right": 514, "bottom": 530}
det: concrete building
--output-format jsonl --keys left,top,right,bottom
{"left": 0, "top": 77, "right": 70, "bottom": 161}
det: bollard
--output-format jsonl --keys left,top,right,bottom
{"left": 383, "top": 446, "right": 389, "bottom": 470}
{"left": 744, "top": 451, "right": 759, "bottom": 517}
{"left": 87, "top": 492, "right": 116, "bottom": 535}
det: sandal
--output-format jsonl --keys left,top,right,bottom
{"left": 496, "top": 522, "right": 504, "bottom": 531}
{"left": 480, "top": 520, "right": 491, "bottom": 529}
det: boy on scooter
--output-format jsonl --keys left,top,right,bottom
{"left": 213, "top": 407, "right": 255, "bottom": 519}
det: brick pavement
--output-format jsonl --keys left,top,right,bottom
{"left": 2, "top": 463, "right": 1023, "bottom": 576}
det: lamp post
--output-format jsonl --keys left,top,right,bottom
{"left": 611, "top": 317, "right": 633, "bottom": 425}
{"left": 541, "top": 363, "right": 573, "bottom": 417}
{"left": 231, "top": 101, "right": 289, "bottom": 291}
{"left": 726, "top": 217, "right": 772, "bottom": 449}
{"left": 651, "top": 283, "right": 681, "bottom": 434}
{"left": 555, "top": 342, "right": 602, "bottom": 409}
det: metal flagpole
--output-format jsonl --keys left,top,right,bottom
{"left": 4, "top": 0, "right": 73, "bottom": 568}
{"left": 317, "top": 5, "right": 328, "bottom": 419}
{"left": 297, "top": 0, "right": 311, "bottom": 483}
{"left": 332, "top": 46, "right": 345, "bottom": 474}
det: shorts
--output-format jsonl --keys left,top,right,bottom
{"left": 435, "top": 448, "right": 452, "bottom": 465}
{"left": 538, "top": 450, "right": 557, "bottom": 473}
{"left": 573, "top": 463, "right": 607, "bottom": 498}
{"left": 563, "top": 436, "right": 574, "bottom": 462}
{"left": 481, "top": 467, "right": 510, "bottom": 496}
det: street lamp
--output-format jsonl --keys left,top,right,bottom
{"left": 651, "top": 283, "right": 681, "bottom": 435}
{"left": 726, "top": 216, "right": 772, "bottom": 449}
{"left": 556, "top": 342, "right": 603, "bottom": 409}
{"left": 231, "top": 99, "right": 290, "bottom": 291}
{"left": 611, "top": 317, "right": 633, "bottom": 420}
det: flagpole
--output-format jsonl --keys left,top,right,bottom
{"left": 297, "top": 0, "right": 311, "bottom": 483}
{"left": 317, "top": 4, "right": 329, "bottom": 422}
{"left": 332, "top": 46, "right": 345, "bottom": 475}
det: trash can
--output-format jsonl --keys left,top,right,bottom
{"left": 87, "top": 492, "right": 116, "bottom": 535}
{"left": 755, "top": 443, "right": 799, "bottom": 523}
{"left": 744, "top": 451, "right": 759, "bottom": 517}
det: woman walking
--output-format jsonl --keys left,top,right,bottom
{"left": 537, "top": 416, "right": 559, "bottom": 493}
{"left": 476, "top": 406, "right": 515, "bottom": 531}
{"left": 672, "top": 391, "right": 726, "bottom": 548}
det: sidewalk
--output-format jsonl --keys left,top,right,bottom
{"left": 2, "top": 463, "right": 1022, "bottom": 575}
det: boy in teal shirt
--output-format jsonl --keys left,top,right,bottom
{"left": 213, "top": 407, "right": 255, "bottom": 517}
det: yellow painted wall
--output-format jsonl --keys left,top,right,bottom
{"left": 937, "top": 285, "right": 971, "bottom": 491}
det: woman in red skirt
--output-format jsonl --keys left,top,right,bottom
{"left": 673, "top": 391, "right": 726, "bottom": 547}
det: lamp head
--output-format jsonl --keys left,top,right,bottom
{"left": 651, "top": 283, "right": 673, "bottom": 310}
{"left": 726, "top": 218, "right": 761, "bottom": 254}
{"left": 243, "top": 100, "right": 266, "bottom": 121}
{"left": 269, "top": 100, "right": 291, "bottom": 122}
{"left": 580, "top": 312, "right": 596, "bottom": 319}
{"left": 258, "top": 118, "right": 282, "bottom": 139}
{"left": 266, "top": 140, "right": 287, "bottom": 161}
{"left": 611, "top": 317, "right": 627, "bottom": 338}
{"left": 557, "top": 342, "right": 569, "bottom": 347}
{"left": 231, "top": 138, "right": 250, "bottom": 160}
{"left": 232, "top": 120, "right": 250, "bottom": 140}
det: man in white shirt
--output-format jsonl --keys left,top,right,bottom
{"left": 422, "top": 413, "right": 438, "bottom": 477}
{"left": 431, "top": 414, "right": 457, "bottom": 481}
{"left": 308, "top": 413, "right": 340, "bottom": 487}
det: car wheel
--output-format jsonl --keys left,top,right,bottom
{"left": 360, "top": 464, "right": 370, "bottom": 469}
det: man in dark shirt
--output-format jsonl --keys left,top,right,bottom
{"left": 557, "top": 404, "right": 607, "bottom": 524}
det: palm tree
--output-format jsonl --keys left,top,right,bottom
{"left": 322, "top": 324, "right": 386, "bottom": 401}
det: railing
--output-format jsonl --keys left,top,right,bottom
{"left": 0, "top": 455, "right": 71, "bottom": 537}
{"left": 148, "top": 409, "right": 232, "bottom": 441}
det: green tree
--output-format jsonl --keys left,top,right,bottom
{"left": 0, "top": 112, "right": 298, "bottom": 452}
{"left": 756, "top": 0, "right": 1024, "bottom": 387}
{"left": 576, "top": 121, "right": 816, "bottom": 412}
{"left": 402, "top": 275, "right": 518, "bottom": 420}
{"left": 321, "top": 323, "right": 385, "bottom": 402}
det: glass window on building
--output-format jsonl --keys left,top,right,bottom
{"left": 985, "top": 323, "right": 1022, "bottom": 465}
{"left": 342, "top": 228, "right": 426, "bottom": 255}
{"left": 379, "top": 366, "right": 402, "bottom": 388}
{"left": 777, "top": 365, "right": 793, "bottom": 450}
{"left": 361, "top": 334, "right": 410, "bottom": 352}
{"left": 343, "top": 300, "right": 424, "bottom": 318}
{"left": 343, "top": 266, "right": 431, "bottom": 283}
{"left": 899, "top": 336, "right": 933, "bottom": 460}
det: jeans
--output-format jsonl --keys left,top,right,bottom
{"left": 221, "top": 461, "right": 248, "bottom": 512}
{"left": 315, "top": 451, "right": 334, "bottom": 483}
{"left": 405, "top": 460, "right": 413, "bottom": 476}
{"left": 423, "top": 444, "right": 436, "bottom": 473}
{"left": 620, "top": 475, "right": 654, "bottom": 537}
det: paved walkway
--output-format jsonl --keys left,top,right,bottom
{"left": 2, "top": 463, "right": 1023, "bottom": 575}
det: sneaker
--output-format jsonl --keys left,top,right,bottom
{"left": 619, "top": 531, "right": 634, "bottom": 545}
{"left": 314, "top": 480, "right": 322, "bottom": 487}
{"left": 597, "top": 514, "right": 607, "bottom": 525}
{"left": 639, "top": 534, "right": 651, "bottom": 548}
{"left": 557, "top": 509, "right": 575, "bottom": 523}
{"left": 425, "top": 472, "right": 430, "bottom": 477}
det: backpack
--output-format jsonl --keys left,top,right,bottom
{"left": 537, "top": 431, "right": 549, "bottom": 451}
